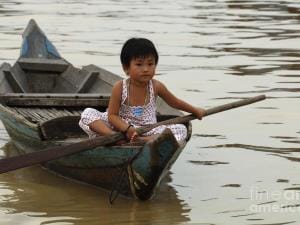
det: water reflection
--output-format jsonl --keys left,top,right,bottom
{"left": 203, "top": 143, "right": 300, "bottom": 154}
{"left": 0, "top": 143, "right": 190, "bottom": 225}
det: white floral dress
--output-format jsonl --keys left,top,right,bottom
{"left": 79, "top": 79, "right": 187, "bottom": 142}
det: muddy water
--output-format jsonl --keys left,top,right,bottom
{"left": 0, "top": 0, "right": 300, "bottom": 224}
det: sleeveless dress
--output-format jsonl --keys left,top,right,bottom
{"left": 79, "top": 79, "right": 187, "bottom": 142}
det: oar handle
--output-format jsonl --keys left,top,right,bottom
{"left": 137, "top": 94, "right": 266, "bottom": 135}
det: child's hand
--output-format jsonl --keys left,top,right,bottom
{"left": 194, "top": 107, "right": 206, "bottom": 120}
{"left": 126, "top": 126, "right": 138, "bottom": 142}
{"left": 129, "top": 131, "right": 138, "bottom": 142}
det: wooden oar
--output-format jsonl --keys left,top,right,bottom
{"left": 0, "top": 94, "right": 266, "bottom": 174}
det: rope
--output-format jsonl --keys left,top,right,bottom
{"left": 108, "top": 147, "right": 143, "bottom": 204}
{"left": 109, "top": 163, "right": 128, "bottom": 204}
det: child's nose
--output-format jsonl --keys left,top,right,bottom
{"left": 143, "top": 65, "right": 149, "bottom": 71}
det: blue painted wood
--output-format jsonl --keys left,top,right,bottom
{"left": 0, "top": 107, "right": 41, "bottom": 140}
{"left": 21, "top": 19, "right": 61, "bottom": 59}
{"left": 20, "top": 38, "right": 29, "bottom": 57}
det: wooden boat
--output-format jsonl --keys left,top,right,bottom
{"left": 0, "top": 19, "right": 192, "bottom": 201}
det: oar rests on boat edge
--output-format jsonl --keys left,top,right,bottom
{"left": 0, "top": 94, "right": 266, "bottom": 174}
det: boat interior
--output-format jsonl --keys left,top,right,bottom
{"left": 0, "top": 19, "right": 188, "bottom": 142}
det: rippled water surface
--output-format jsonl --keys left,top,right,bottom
{"left": 0, "top": 0, "right": 300, "bottom": 224}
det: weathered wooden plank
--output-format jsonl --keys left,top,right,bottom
{"left": 35, "top": 108, "right": 55, "bottom": 120}
{"left": 76, "top": 71, "right": 99, "bottom": 93}
{"left": 62, "top": 109, "right": 74, "bottom": 116}
{"left": 47, "top": 108, "right": 67, "bottom": 117}
{"left": 10, "top": 106, "right": 82, "bottom": 124}
{"left": 28, "top": 108, "right": 49, "bottom": 122}
{"left": 68, "top": 109, "right": 83, "bottom": 116}
{"left": 0, "top": 93, "right": 110, "bottom": 99}
{"left": 47, "top": 108, "right": 81, "bottom": 118}
{"left": 0, "top": 98, "right": 109, "bottom": 107}
{"left": 0, "top": 93, "right": 110, "bottom": 107}
{"left": 18, "top": 58, "right": 69, "bottom": 72}
{"left": 11, "top": 107, "right": 38, "bottom": 122}
{"left": 15, "top": 108, "right": 46, "bottom": 122}
{"left": 33, "top": 107, "right": 75, "bottom": 117}
{"left": 3, "top": 69, "right": 26, "bottom": 93}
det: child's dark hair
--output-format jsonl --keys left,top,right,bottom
{"left": 120, "top": 38, "right": 159, "bottom": 67}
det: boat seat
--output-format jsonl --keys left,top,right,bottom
{"left": 0, "top": 93, "right": 110, "bottom": 107}
{"left": 8, "top": 106, "right": 82, "bottom": 123}
{"left": 6, "top": 105, "right": 86, "bottom": 139}
{"left": 18, "top": 58, "right": 69, "bottom": 72}
{"left": 39, "top": 115, "right": 85, "bottom": 139}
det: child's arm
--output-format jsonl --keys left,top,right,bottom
{"left": 154, "top": 79, "right": 205, "bottom": 119}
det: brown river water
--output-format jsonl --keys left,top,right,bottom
{"left": 0, "top": 0, "right": 300, "bottom": 224}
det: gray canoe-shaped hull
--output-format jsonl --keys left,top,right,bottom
{"left": 0, "top": 102, "right": 190, "bottom": 200}
{"left": 0, "top": 19, "right": 192, "bottom": 200}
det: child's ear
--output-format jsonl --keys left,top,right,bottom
{"left": 122, "top": 65, "right": 129, "bottom": 75}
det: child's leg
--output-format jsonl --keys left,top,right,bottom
{"left": 89, "top": 119, "right": 114, "bottom": 135}
{"left": 145, "top": 124, "right": 187, "bottom": 142}
{"left": 165, "top": 124, "right": 187, "bottom": 142}
{"left": 79, "top": 108, "right": 113, "bottom": 138}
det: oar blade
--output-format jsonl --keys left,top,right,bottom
{"left": 0, "top": 132, "right": 124, "bottom": 174}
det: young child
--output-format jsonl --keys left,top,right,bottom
{"left": 79, "top": 38, "right": 205, "bottom": 143}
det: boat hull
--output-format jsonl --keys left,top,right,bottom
{"left": 0, "top": 104, "right": 186, "bottom": 200}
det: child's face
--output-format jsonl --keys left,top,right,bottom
{"left": 123, "top": 55, "right": 156, "bottom": 83}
